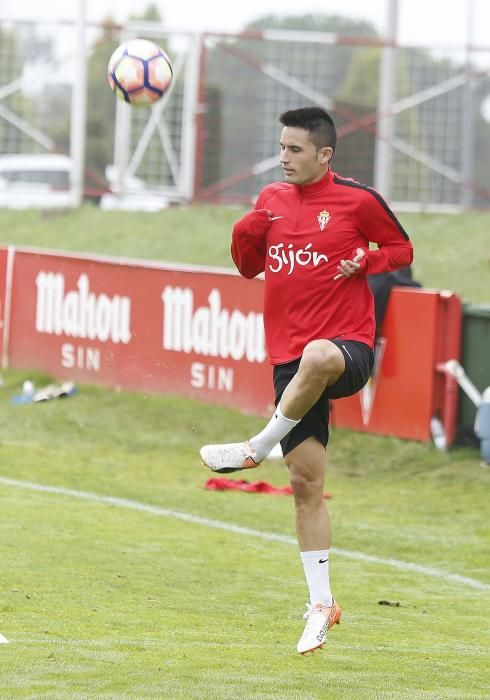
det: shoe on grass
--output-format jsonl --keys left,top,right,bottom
{"left": 297, "top": 600, "right": 341, "bottom": 654}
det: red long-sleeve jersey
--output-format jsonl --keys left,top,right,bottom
{"left": 231, "top": 170, "right": 413, "bottom": 364}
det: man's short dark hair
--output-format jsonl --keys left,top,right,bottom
{"left": 279, "top": 107, "right": 337, "bottom": 153}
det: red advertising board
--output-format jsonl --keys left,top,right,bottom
{"left": 331, "top": 288, "right": 462, "bottom": 442}
{"left": 4, "top": 248, "right": 275, "bottom": 416}
{"left": 0, "top": 247, "right": 8, "bottom": 363}
{"left": 2, "top": 247, "right": 463, "bottom": 444}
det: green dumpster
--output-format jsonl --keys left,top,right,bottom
{"left": 456, "top": 305, "right": 490, "bottom": 444}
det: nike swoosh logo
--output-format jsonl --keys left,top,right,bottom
{"left": 318, "top": 558, "right": 328, "bottom": 564}
{"left": 270, "top": 216, "right": 284, "bottom": 221}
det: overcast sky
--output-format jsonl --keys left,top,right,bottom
{"left": 0, "top": 0, "right": 489, "bottom": 48}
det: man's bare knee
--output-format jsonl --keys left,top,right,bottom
{"left": 287, "top": 455, "right": 324, "bottom": 506}
{"left": 300, "top": 340, "right": 344, "bottom": 383}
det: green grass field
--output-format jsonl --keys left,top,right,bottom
{"left": 0, "top": 368, "right": 488, "bottom": 699}
{"left": 0, "top": 206, "right": 489, "bottom": 698}
{"left": 0, "top": 204, "right": 489, "bottom": 304}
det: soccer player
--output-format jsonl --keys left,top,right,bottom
{"left": 200, "top": 107, "right": 413, "bottom": 653}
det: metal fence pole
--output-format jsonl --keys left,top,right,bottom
{"left": 461, "top": 0, "right": 476, "bottom": 209}
{"left": 70, "top": 0, "right": 87, "bottom": 208}
{"left": 374, "top": 0, "right": 398, "bottom": 199}
{"left": 180, "top": 33, "right": 202, "bottom": 201}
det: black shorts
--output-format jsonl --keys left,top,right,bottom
{"left": 273, "top": 339, "right": 374, "bottom": 457}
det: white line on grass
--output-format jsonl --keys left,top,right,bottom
{"left": 0, "top": 633, "right": 9, "bottom": 643}
{"left": 0, "top": 476, "right": 488, "bottom": 592}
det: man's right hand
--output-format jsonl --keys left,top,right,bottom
{"left": 235, "top": 209, "right": 273, "bottom": 237}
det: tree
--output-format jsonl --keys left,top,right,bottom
{"left": 85, "top": 18, "right": 120, "bottom": 185}
{"left": 0, "top": 25, "right": 39, "bottom": 154}
{"left": 128, "top": 3, "right": 163, "bottom": 23}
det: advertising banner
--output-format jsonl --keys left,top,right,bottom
{"left": 331, "top": 288, "right": 462, "bottom": 442}
{"left": 6, "top": 249, "right": 275, "bottom": 416}
{"left": 3, "top": 248, "right": 462, "bottom": 443}
{"left": 0, "top": 247, "right": 8, "bottom": 364}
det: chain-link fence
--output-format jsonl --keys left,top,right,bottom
{"left": 196, "top": 30, "right": 490, "bottom": 210}
{"left": 0, "top": 16, "right": 488, "bottom": 210}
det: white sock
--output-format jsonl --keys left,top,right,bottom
{"left": 300, "top": 550, "right": 333, "bottom": 607}
{"left": 249, "top": 404, "right": 300, "bottom": 461}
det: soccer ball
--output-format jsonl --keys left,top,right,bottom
{"left": 108, "top": 39, "right": 173, "bottom": 107}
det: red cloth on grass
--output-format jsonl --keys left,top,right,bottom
{"left": 205, "top": 477, "right": 331, "bottom": 499}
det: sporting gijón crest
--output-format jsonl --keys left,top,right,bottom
{"left": 317, "top": 210, "right": 331, "bottom": 231}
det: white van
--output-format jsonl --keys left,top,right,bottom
{"left": 0, "top": 153, "right": 73, "bottom": 209}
